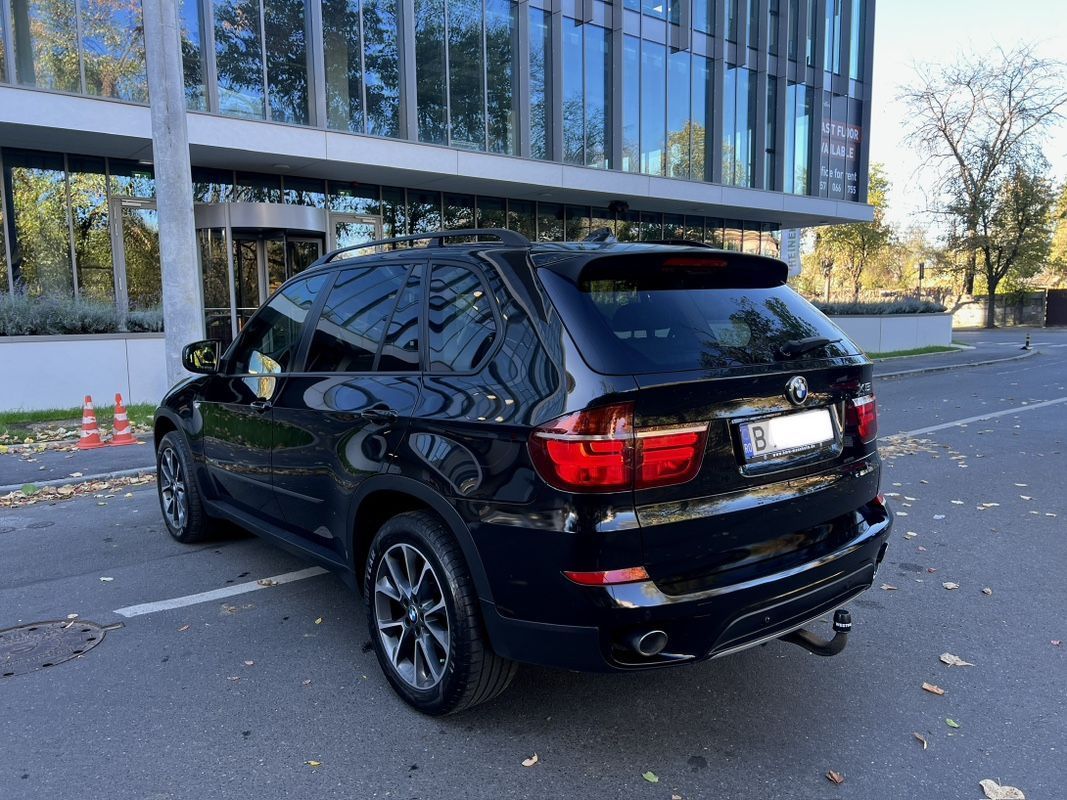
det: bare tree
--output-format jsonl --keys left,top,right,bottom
{"left": 818, "top": 165, "right": 892, "bottom": 301}
{"left": 900, "top": 45, "right": 1067, "bottom": 293}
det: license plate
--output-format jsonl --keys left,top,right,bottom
{"left": 739, "top": 408, "right": 835, "bottom": 461}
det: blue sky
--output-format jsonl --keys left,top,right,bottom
{"left": 868, "top": 0, "right": 1067, "bottom": 227}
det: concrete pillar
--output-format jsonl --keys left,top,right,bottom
{"left": 141, "top": 0, "right": 205, "bottom": 391}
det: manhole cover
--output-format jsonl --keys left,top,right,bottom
{"left": 1, "top": 619, "right": 123, "bottom": 677}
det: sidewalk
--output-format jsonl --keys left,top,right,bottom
{"left": 0, "top": 438, "right": 154, "bottom": 491}
{"left": 873, "top": 343, "right": 1036, "bottom": 378}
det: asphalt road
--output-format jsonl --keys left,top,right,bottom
{"left": 2, "top": 329, "right": 1065, "bottom": 800}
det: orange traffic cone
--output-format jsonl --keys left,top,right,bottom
{"left": 109, "top": 393, "right": 138, "bottom": 447}
{"left": 78, "top": 395, "right": 105, "bottom": 450}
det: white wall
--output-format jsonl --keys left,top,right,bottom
{"left": 0, "top": 334, "right": 168, "bottom": 411}
{"left": 827, "top": 313, "right": 954, "bottom": 353}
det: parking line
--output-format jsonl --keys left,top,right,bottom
{"left": 901, "top": 396, "right": 1067, "bottom": 437}
{"left": 113, "top": 566, "right": 329, "bottom": 618}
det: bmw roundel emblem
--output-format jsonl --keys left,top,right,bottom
{"left": 786, "top": 376, "right": 809, "bottom": 406}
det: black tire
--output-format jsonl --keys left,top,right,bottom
{"left": 156, "top": 431, "right": 210, "bottom": 543}
{"left": 365, "top": 511, "right": 516, "bottom": 715}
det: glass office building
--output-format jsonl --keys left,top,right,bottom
{"left": 0, "top": 0, "right": 875, "bottom": 341}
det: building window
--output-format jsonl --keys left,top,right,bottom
{"left": 805, "top": 0, "right": 816, "bottom": 67}
{"left": 264, "top": 0, "right": 308, "bottom": 124}
{"left": 363, "top": 0, "right": 400, "bottom": 136}
{"left": 179, "top": 0, "right": 207, "bottom": 110}
{"left": 693, "top": 0, "right": 714, "bottom": 34}
{"left": 562, "top": 19, "right": 611, "bottom": 169}
{"left": 448, "top": 0, "right": 485, "bottom": 149}
{"left": 824, "top": 0, "right": 842, "bottom": 74}
{"left": 476, "top": 196, "right": 506, "bottom": 228}
{"left": 784, "top": 81, "right": 811, "bottom": 194}
{"left": 80, "top": 0, "right": 148, "bottom": 101}
{"left": 67, "top": 155, "right": 113, "bottom": 304}
{"left": 691, "top": 54, "right": 712, "bottom": 181}
{"left": 849, "top": 0, "right": 864, "bottom": 81}
{"left": 787, "top": 0, "right": 797, "bottom": 61}
{"left": 10, "top": 0, "right": 81, "bottom": 92}
{"left": 640, "top": 41, "right": 666, "bottom": 176}
{"left": 746, "top": 0, "right": 758, "bottom": 49}
{"left": 768, "top": 0, "right": 779, "bottom": 56}
{"left": 725, "top": 0, "right": 738, "bottom": 42}
{"left": 764, "top": 77, "right": 777, "bottom": 190}
{"left": 537, "top": 202, "right": 562, "bottom": 241}
{"left": 564, "top": 205, "right": 589, "bottom": 241}
{"left": 722, "top": 66, "right": 756, "bottom": 187}
{"left": 528, "top": 7, "right": 551, "bottom": 160}
{"left": 443, "top": 192, "right": 475, "bottom": 228}
{"left": 4, "top": 151, "right": 73, "bottom": 298}
{"left": 666, "top": 49, "right": 689, "bottom": 179}
{"left": 485, "top": 0, "right": 516, "bottom": 155}
{"left": 621, "top": 35, "right": 639, "bottom": 173}
{"left": 214, "top": 0, "right": 266, "bottom": 118}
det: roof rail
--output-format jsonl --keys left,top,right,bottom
{"left": 310, "top": 228, "right": 531, "bottom": 267}
{"left": 642, "top": 238, "right": 716, "bottom": 248}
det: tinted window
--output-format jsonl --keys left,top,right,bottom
{"left": 230, "top": 275, "right": 324, "bottom": 375}
{"left": 539, "top": 263, "right": 855, "bottom": 375}
{"left": 305, "top": 264, "right": 413, "bottom": 372}
{"left": 378, "top": 268, "right": 422, "bottom": 371}
{"left": 428, "top": 265, "right": 496, "bottom": 372}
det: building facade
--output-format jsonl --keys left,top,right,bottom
{"left": 0, "top": 0, "right": 875, "bottom": 343}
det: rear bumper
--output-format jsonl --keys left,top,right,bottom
{"left": 482, "top": 502, "right": 892, "bottom": 672}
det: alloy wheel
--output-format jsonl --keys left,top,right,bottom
{"left": 159, "top": 447, "right": 188, "bottom": 532}
{"left": 373, "top": 543, "right": 450, "bottom": 690}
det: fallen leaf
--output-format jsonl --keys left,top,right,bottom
{"left": 302, "top": 679, "right": 312, "bottom": 686}
{"left": 896, "top": 511, "right": 908, "bottom": 516}
{"left": 927, "top": 567, "right": 938, "bottom": 573}
{"left": 305, "top": 760, "right": 322, "bottom": 768}
{"left": 880, "top": 583, "right": 898, "bottom": 591}
{"left": 257, "top": 578, "right": 278, "bottom": 587}
{"left": 903, "top": 531, "right": 918, "bottom": 539}
{"left": 945, "top": 718, "right": 960, "bottom": 729}
{"left": 1052, "top": 640, "right": 1062, "bottom": 647}
{"left": 642, "top": 771, "right": 659, "bottom": 784}
{"left": 227, "top": 676, "right": 240, "bottom": 682}
{"left": 912, "top": 732, "right": 928, "bottom": 750}
{"left": 177, "top": 624, "right": 190, "bottom": 632}
{"left": 933, "top": 514, "right": 945, "bottom": 520}
{"left": 243, "top": 660, "right": 254, "bottom": 666}
{"left": 124, "top": 492, "right": 134, "bottom": 498}
{"left": 942, "top": 582, "right": 960, "bottom": 590}
{"left": 672, "top": 795, "right": 682, "bottom": 800}
{"left": 99, "top": 576, "right": 114, "bottom": 582}
{"left": 315, "top": 617, "right": 323, "bottom": 625}
{"left": 940, "top": 653, "right": 975, "bottom": 667}
{"left": 69, "top": 472, "right": 83, "bottom": 478}
{"left": 979, "top": 778, "right": 1025, "bottom": 799}
{"left": 951, "top": 500, "right": 964, "bottom": 505}
{"left": 1014, "top": 483, "right": 1027, "bottom": 487}
{"left": 982, "top": 587, "right": 993, "bottom": 596}
{"left": 1020, "top": 495, "right": 1032, "bottom": 501}
{"left": 521, "top": 754, "right": 539, "bottom": 768}
{"left": 825, "top": 770, "right": 845, "bottom": 785}
{"left": 922, "top": 682, "right": 945, "bottom": 696}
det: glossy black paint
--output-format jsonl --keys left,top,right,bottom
{"left": 155, "top": 241, "right": 892, "bottom": 673}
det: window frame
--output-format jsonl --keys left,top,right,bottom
{"left": 425, "top": 257, "right": 502, "bottom": 376}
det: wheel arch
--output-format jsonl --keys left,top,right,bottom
{"left": 348, "top": 475, "right": 494, "bottom": 605}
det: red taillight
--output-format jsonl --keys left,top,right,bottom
{"left": 563, "top": 566, "right": 650, "bottom": 586}
{"left": 845, "top": 394, "right": 878, "bottom": 443}
{"left": 528, "top": 403, "right": 708, "bottom": 492}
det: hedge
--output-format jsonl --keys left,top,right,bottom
{"left": 0, "top": 294, "right": 163, "bottom": 336}
{"left": 813, "top": 298, "right": 947, "bottom": 316}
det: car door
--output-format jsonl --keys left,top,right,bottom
{"left": 270, "top": 260, "right": 424, "bottom": 562}
{"left": 199, "top": 274, "right": 326, "bottom": 520}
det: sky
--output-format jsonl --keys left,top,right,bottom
{"left": 868, "top": 0, "right": 1067, "bottom": 229}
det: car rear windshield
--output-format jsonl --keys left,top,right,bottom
{"left": 538, "top": 256, "right": 856, "bottom": 375}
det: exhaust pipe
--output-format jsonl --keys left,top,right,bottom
{"left": 781, "top": 609, "right": 852, "bottom": 657}
{"left": 627, "top": 629, "right": 668, "bottom": 657}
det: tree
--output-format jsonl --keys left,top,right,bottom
{"left": 900, "top": 45, "right": 1067, "bottom": 294}
{"left": 971, "top": 157, "right": 1056, "bottom": 328}
{"left": 816, "top": 164, "right": 892, "bottom": 300}
{"left": 1048, "top": 183, "right": 1067, "bottom": 285}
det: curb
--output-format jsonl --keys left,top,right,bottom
{"left": 0, "top": 466, "right": 155, "bottom": 496}
{"left": 876, "top": 348, "right": 1037, "bottom": 379}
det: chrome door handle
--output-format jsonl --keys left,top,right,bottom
{"left": 250, "top": 400, "right": 272, "bottom": 413}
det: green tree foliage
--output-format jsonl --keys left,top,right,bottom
{"left": 1047, "top": 183, "right": 1067, "bottom": 285}
{"left": 815, "top": 164, "right": 892, "bottom": 301}
{"left": 971, "top": 158, "right": 1056, "bottom": 327}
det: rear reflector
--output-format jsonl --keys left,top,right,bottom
{"left": 563, "top": 566, "right": 650, "bottom": 586}
{"left": 845, "top": 394, "right": 878, "bottom": 443}
{"left": 528, "top": 403, "right": 709, "bottom": 492}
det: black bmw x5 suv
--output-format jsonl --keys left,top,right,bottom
{"left": 155, "top": 228, "right": 892, "bottom": 714}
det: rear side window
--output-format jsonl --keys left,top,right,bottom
{"left": 305, "top": 264, "right": 418, "bottom": 372}
{"left": 539, "top": 260, "right": 854, "bottom": 374}
{"left": 428, "top": 264, "right": 497, "bottom": 372}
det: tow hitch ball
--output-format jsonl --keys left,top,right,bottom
{"left": 781, "top": 609, "right": 852, "bottom": 657}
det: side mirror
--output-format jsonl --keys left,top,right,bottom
{"left": 182, "top": 340, "right": 221, "bottom": 374}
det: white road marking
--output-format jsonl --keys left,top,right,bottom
{"left": 113, "top": 566, "right": 329, "bottom": 618}
{"left": 901, "top": 396, "right": 1067, "bottom": 437}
